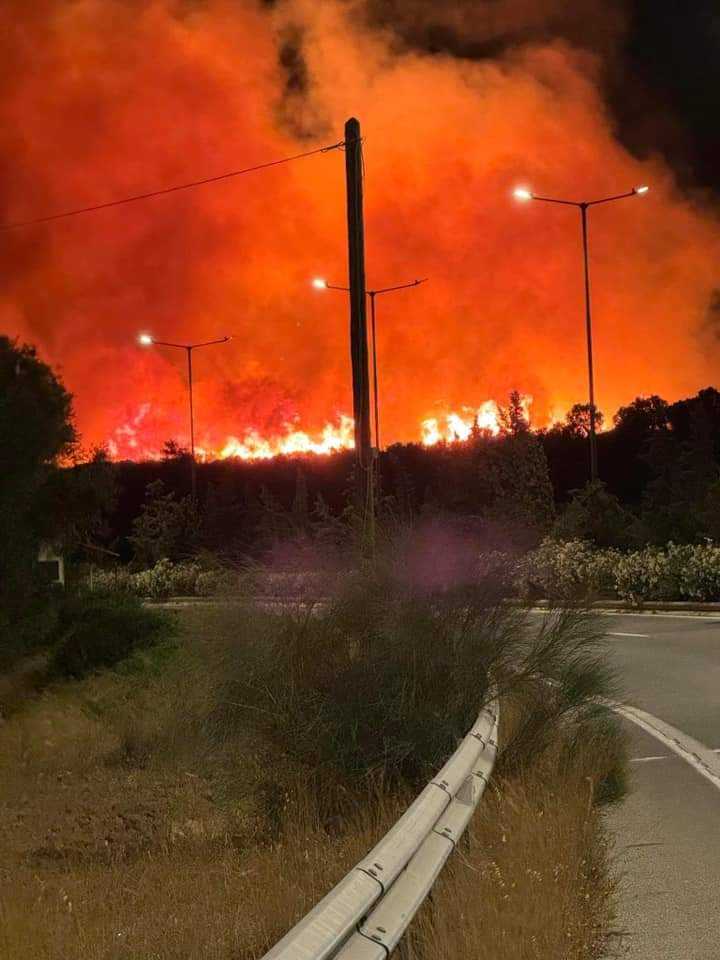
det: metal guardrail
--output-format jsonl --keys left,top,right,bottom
{"left": 262, "top": 699, "right": 499, "bottom": 960}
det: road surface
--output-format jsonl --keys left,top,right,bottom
{"left": 598, "top": 613, "right": 720, "bottom": 959}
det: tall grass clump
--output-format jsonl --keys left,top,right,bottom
{"left": 218, "top": 573, "right": 499, "bottom": 790}
{"left": 216, "top": 532, "right": 626, "bottom": 808}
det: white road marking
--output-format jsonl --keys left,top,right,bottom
{"left": 609, "top": 700, "right": 720, "bottom": 792}
{"left": 599, "top": 612, "right": 720, "bottom": 622}
{"left": 630, "top": 755, "right": 669, "bottom": 763}
{"left": 606, "top": 631, "right": 649, "bottom": 638}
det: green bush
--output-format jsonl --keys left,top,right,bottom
{"left": 515, "top": 538, "right": 720, "bottom": 603}
{"left": 614, "top": 542, "right": 720, "bottom": 603}
{"left": 87, "top": 559, "right": 239, "bottom": 599}
{"left": 49, "top": 591, "right": 175, "bottom": 679}
{"left": 87, "top": 566, "right": 133, "bottom": 593}
{"left": 516, "top": 538, "right": 619, "bottom": 601}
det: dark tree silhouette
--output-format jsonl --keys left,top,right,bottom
{"left": 0, "top": 337, "right": 77, "bottom": 615}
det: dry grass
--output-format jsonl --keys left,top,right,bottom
{"left": 400, "top": 732, "right": 621, "bottom": 960}
{"left": 0, "top": 602, "right": 624, "bottom": 960}
{"left": 0, "top": 781, "right": 409, "bottom": 960}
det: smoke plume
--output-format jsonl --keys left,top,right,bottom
{"left": 1, "top": 0, "right": 718, "bottom": 458}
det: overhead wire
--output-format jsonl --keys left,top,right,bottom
{"left": 0, "top": 139, "right": 347, "bottom": 231}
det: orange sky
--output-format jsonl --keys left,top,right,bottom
{"left": 1, "top": 0, "right": 718, "bottom": 458}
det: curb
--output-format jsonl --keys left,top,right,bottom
{"left": 528, "top": 599, "right": 720, "bottom": 616}
{"left": 146, "top": 597, "right": 720, "bottom": 616}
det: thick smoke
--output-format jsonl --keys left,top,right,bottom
{"left": 1, "top": 0, "right": 718, "bottom": 457}
{"left": 360, "top": 0, "right": 628, "bottom": 61}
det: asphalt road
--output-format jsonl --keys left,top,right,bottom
{"left": 597, "top": 613, "right": 720, "bottom": 959}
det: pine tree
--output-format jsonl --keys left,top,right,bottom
{"left": 500, "top": 390, "right": 530, "bottom": 435}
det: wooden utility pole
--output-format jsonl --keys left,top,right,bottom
{"left": 344, "top": 116, "right": 374, "bottom": 546}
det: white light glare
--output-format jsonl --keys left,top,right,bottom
{"left": 634, "top": 185, "right": 649, "bottom": 194}
{"left": 138, "top": 333, "right": 153, "bottom": 346}
{"left": 311, "top": 277, "right": 328, "bottom": 290}
{"left": 513, "top": 187, "right": 533, "bottom": 201}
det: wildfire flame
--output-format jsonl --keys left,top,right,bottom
{"left": 421, "top": 397, "right": 534, "bottom": 445}
{"left": 219, "top": 415, "right": 355, "bottom": 460}
{"left": 105, "top": 399, "right": 556, "bottom": 462}
{"left": 422, "top": 401, "right": 503, "bottom": 445}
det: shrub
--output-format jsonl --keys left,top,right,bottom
{"left": 517, "top": 538, "right": 720, "bottom": 603}
{"left": 614, "top": 542, "right": 720, "bottom": 603}
{"left": 613, "top": 545, "right": 674, "bottom": 603}
{"left": 88, "top": 566, "right": 133, "bottom": 594}
{"left": 495, "top": 607, "right": 623, "bottom": 799}
{"left": 516, "top": 538, "right": 619, "bottom": 601}
{"left": 86, "top": 559, "right": 240, "bottom": 599}
{"left": 679, "top": 543, "right": 720, "bottom": 600}
{"left": 552, "top": 480, "right": 634, "bottom": 549}
{"left": 132, "top": 559, "right": 188, "bottom": 599}
{"left": 49, "top": 591, "right": 175, "bottom": 679}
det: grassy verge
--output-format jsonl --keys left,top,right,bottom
{"left": 0, "top": 570, "right": 627, "bottom": 959}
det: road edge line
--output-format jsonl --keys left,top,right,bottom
{"left": 608, "top": 700, "right": 720, "bottom": 792}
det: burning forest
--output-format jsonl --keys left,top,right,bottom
{"left": 1, "top": 0, "right": 719, "bottom": 462}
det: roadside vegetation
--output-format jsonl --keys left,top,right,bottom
{"left": 1, "top": 557, "right": 626, "bottom": 960}
{"left": 82, "top": 535, "right": 720, "bottom": 607}
{"left": 513, "top": 537, "right": 720, "bottom": 603}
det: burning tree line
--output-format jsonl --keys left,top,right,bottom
{"left": 108, "top": 388, "right": 720, "bottom": 565}
{"left": 4, "top": 332, "right": 720, "bottom": 596}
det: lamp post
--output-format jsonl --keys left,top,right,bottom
{"left": 312, "top": 277, "right": 427, "bottom": 452}
{"left": 138, "top": 333, "right": 231, "bottom": 498}
{"left": 513, "top": 184, "right": 648, "bottom": 482}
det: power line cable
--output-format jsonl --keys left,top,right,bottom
{"left": 0, "top": 139, "right": 347, "bottom": 232}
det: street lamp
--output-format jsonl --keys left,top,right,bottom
{"left": 137, "top": 333, "right": 231, "bottom": 498}
{"left": 513, "top": 184, "right": 649, "bottom": 481}
{"left": 311, "top": 277, "right": 427, "bottom": 451}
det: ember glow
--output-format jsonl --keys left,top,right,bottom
{"left": 1, "top": 1, "right": 719, "bottom": 461}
